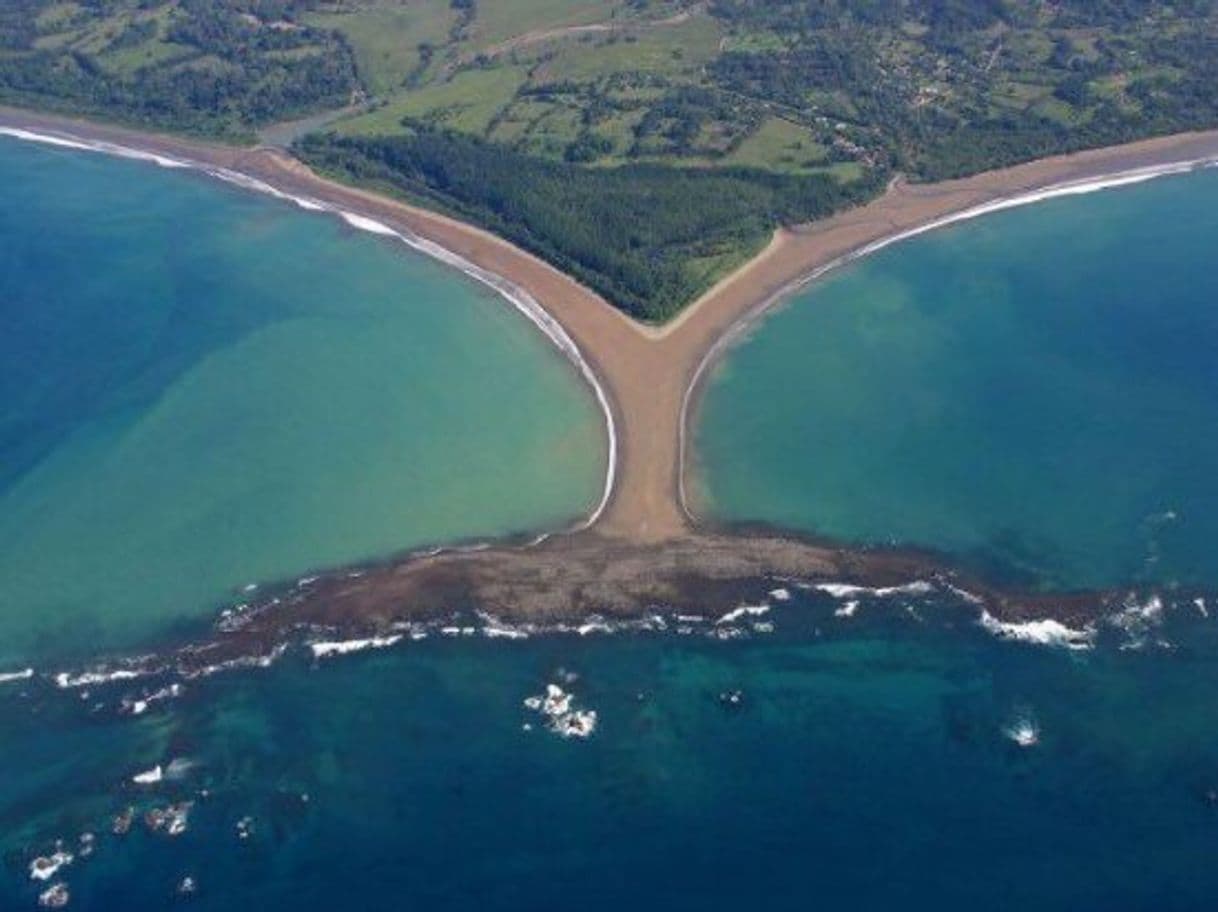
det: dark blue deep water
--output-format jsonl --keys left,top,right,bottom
{"left": 5, "top": 594, "right": 1218, "bottom": 911}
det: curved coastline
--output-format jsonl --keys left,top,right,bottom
{"left": 3, "top": 107, "right": 1218, "bottom": 658}
{"left": 7, "top": 108, "right": 1218, "bottom": 545}
{"left": 0, "top": 121, "right": 618, "bottom": 538}
{"left": 675, "top": 155, "right": 1218, "bottom": 524}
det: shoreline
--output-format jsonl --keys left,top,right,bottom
{"left": 6, "top": 108, "right": 1218, "bottom": 543}
{"left": 0, "top": 119, "right": 620, "bottom": 539}
{"left": 6, "top": 523, "right": 1199, "bottom": 698}
{"left": 3, "top": 106, "right": 1218, "bottom": 660}
{"left": 676, "top": 154, "right": 1218, "bottom": 520}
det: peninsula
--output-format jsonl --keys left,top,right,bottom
{"left": 3, "top": 106, "right": 1216, "bottom": 659}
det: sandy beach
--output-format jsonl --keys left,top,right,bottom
{"left": 5, "top": 106, "right": 1218, "bottom": 551}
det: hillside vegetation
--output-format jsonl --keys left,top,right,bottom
{"left": 5, "top": 0, "right": 1218, "bottom": 317}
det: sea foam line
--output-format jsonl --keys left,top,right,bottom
{"left": 309, "top": 634, "right": 402, "bottom": 659}
{"left": 0, "top": 124, "right": 617, "bottom": 535}
{"left": 677, "top": 152, "right": 1218, "bottom": 521}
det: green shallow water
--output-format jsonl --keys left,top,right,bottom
{"left": 0, "top": 137, "right": 604, "bottom": 666}
{"left": 694, "top": 168, "right": 1218, "bottom": 591}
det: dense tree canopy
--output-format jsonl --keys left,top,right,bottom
{"left": 297, "top": 127, "right": 881, "bottom": 321}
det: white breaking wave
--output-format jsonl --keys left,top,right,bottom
{"left": 180, "top": 643, "right": 287, "bottom": 679}
{"left": 1003, "top": 712, "right": 1040, "bottom": 748}
{"left": 131, "top": 757, "right": 194, "bottom": 785}
{"left": 834, "top": 600, "right": 860, "bottom": 618}
{"left": 811, "top": 580, "right": 935, "bottom": 599}
{"left": 524, "top": 682, "right": 598, "bottom": 739}
{"left": 0, "top": 126, "right": 187, "bottom": 169}
{"left": 0, "top": 668, "right": 34, "bottom": 684}
{"left": 978, "top": 610, "right": 1095, "bottom": 650}
{"left": 339, "top": 211, "right": 400, "bottom": 237}
{"left": 54, "top": 667, "right": 149, "bottom": 689}
{"left": 132, "top": 765, "right": 164, "bottom": 785}
{"left": 0, "top": 124, "right": 617, "bottom": 536}
{"left": 716, "top": 603, "right": 770, "bottom": 624}
{"left": 310, "top": 634, "right": 402, "bottom": 659}
{"left": 1108, "top": 593, "right": 1167, "bottom": 650}
{"left": 482, "top": 623, "right": 530, "bottom": 640}
{"left": 29, "top": 849, "right": 73, "bottom": 882}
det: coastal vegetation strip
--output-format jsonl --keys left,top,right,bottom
{"left": 6, "top": 1, "right": 1218, "bottom": 317}
{"left": 294, "top": 127, "right": 879, "bottom": 321}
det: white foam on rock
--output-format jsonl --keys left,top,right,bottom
{"left": 716, "top": 604, "right": 770, "bottom": 625}
{"left": 29, "top": 849, "right": 73, "bottom": 882}
{"left": 38, "top": 883, "right": 70, "bottom": 909}
{"left": 144, "top": 802, "right": 192, "bottom": 837}
{"left": 834, "top": 600, "right": 860, "bottom": 618}
{"left": 54, "top": 667, "right": 149, "bottom": 689}
{"left": 811, "top": 581, "right": 935, "bottom": 599}
{"left": 979, "top": 610, "right": 1095, "bottom": 650}
{"left": 524, "top": 682, "right": 598, "bottom": 739}
{"left": 1108, "top": 593, "right": 1167, "bottom": 649}
{"left": 132, "top": 765, "right": 164, "bottom": 785}
{"left": 576, "top": 617, "right": 614, "bottom": 636}
{"left": 309, "top": 634, "right": 402, "bottom": 659}
{"left": 122, "top": 683, "right": 182, "bottom": 716}
{"left": 483, "top": 624, "right": 529, "bottom": 640}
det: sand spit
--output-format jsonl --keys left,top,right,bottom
{"left": 4, "top": 107, "right": 1218, "bottom": 646}
{"left": 6, "top": 108, "right": 1218, "bottom": 548}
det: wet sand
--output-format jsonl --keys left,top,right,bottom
{"left": 4, "top": 106, "right": 1218, "bottom": 637}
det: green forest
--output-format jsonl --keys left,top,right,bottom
{"left": 5, "top": 0, "right": 1218, "bottom": 316}
{"left": 0, "top": 0, "right": 359, "bottom": 138}
{"left": 297, "top": 127, "right": 881, "bottom": 320}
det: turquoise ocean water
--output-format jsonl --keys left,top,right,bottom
{"left": 0, "top": 136, "right": 603, "bottom": 667}
{"left": 5, "top": 140, "right": 1218, "bottom": 910}
{"left": 695, "top": 168, "right": 1218, "bottom": 591}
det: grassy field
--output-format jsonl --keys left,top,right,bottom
{"left": 304, "top": 0, "right": 455, "bottom": 94}
{"left": 338, "top": 64, "right": 530, "bottom": 135}
{"left": 466, "top": 0, "right": 619, "bottom": 46}
{"left": 7, "top": 1, "right": 1218, "bottom": 318}
{"left": 537, "top": 15, "right": 722, "bottom": 82}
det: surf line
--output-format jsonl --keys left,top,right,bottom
{"left": 0, "top": 125, "right": 617, "bottom": 534}
{"left": 676, "top": 153, "right": 1218, "bottom": 523}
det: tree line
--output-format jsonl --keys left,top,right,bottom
{"left": 296, "top": 126, "right": 882, "bottom": 321}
